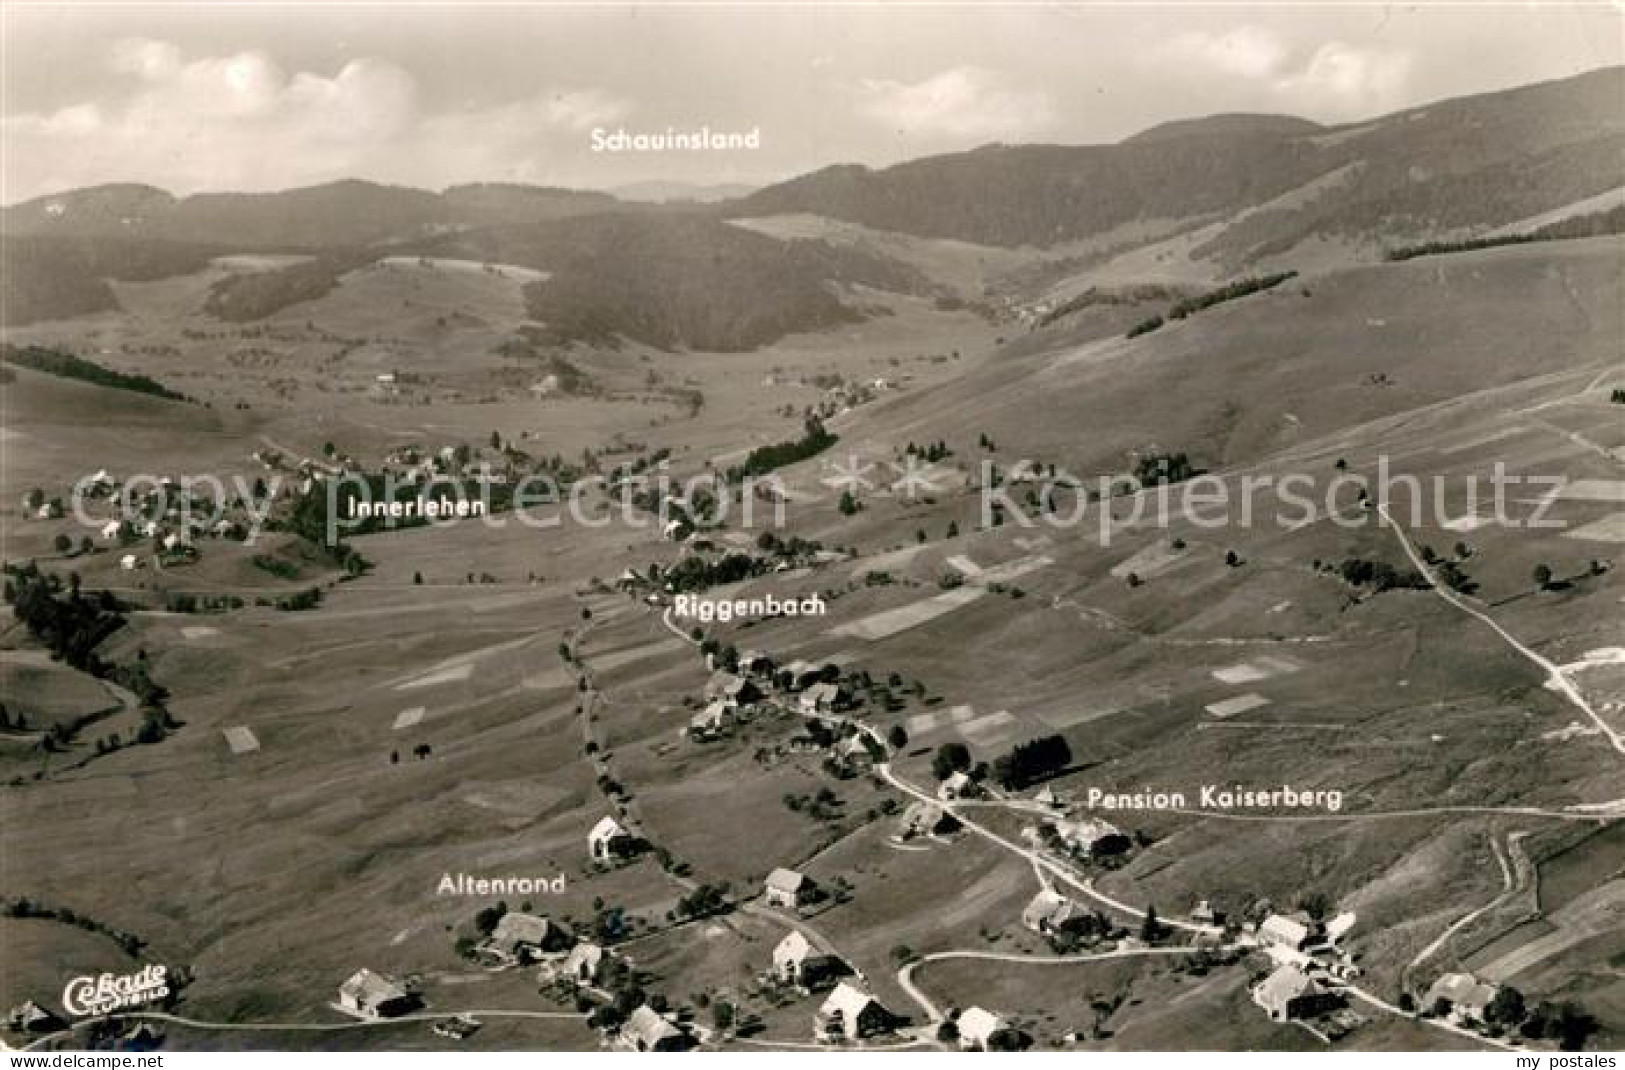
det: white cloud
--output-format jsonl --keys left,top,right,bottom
{"left": 1154, "top": 27, "right": 1412, "bottom": 118}
{"left": 1161, "top": 27, "right": 1291, "bottom": 80}
{"left": 2, "top": 39, "right": 632, "bottom": 198}
{"left": 856, "top": 65, "right": 1054, "bottom": 140}
{"left": 1276, "top": 42, "right": 1413, "bottom": 115}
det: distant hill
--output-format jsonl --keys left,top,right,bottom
{"left": 1123, "top": 113, "right": 1324, "bottom": 144}
{"left": 0, "top": 233, "right": 221, "bottom": 326}
{"left": 1, "top": 178, "right": 619, "bottom": 251}
{"left": 610, "top": 181, "right": 760, "bottom": 204}
{"left": 425, "top": 212, "right": 933, "bottom": 351}
{"left": 730, "top": 66, "right": 1625, "bottom": 257}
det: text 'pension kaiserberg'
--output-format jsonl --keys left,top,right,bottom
{"left": 1084, "top": 785, "right": 1345, "bottom": 813}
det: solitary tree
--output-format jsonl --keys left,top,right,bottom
{"left": 1533, "top": 563, "right": 1553, "bottom": 590}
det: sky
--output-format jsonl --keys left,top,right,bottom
{"left": 2, "top": 3, "right": 1621, "bottom": 202}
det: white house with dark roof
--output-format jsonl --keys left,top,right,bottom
{"left": 563, "top": 941, "right": 605, "bottom": 985}
{"left": 1258, "top": 913, "right": 1313, "bottom": 952}
{"left": 622, "top": 1004, "right": 693, "bottom": 1051}
{"left": 764, "top": 867, "right": 817, "bottom": 910}
{"left": 338, "top": 969, "right": 414, "bottom": 1018}
{"left": 1424, "top": 973, "right": 1498, "bottom": 1023}
{"left": 815, "top": 981, "right": 893, "bottom": 1041}
{"left": 588, "top": 815, "right": 633, "bottom": 861}
{"left": 799, "top": 681, "right": 849, "bottom": 714}
{"left": 1021, "top": 888, "right": 1078, "bottom": 933}
{"left": 485, "top": 912, "right": 570, "bottom": 961}
{"left": 1255, "top": 964, "right": 1342, "bottom": 1021}
{"left": 956, "top": 1006, "right": 1007, "bottom": 1049}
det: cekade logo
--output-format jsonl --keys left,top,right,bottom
{"left": 61, "top": 964, "right": 170, "bottom": 1017}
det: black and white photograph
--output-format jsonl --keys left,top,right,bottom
{"left": 1, "top": 1, "right": 1622, "bottom": 1058}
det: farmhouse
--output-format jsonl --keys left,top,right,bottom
{"left": 337, "top": 969, "right": 415, "bottom": 1018}
{"left": 485, "top": 912, "right": 571, "bottom": 960}
{"left": 1424, "top": 973, "right": 1498, "bottom": 1023}
{"left": 782, "top": 660, "right": 824, "bottom": 691}
{"left": 1053, "top": 816, "right": 1127, "bottom": 855}
{"left": 938, "top": 770, "right": 976, "bottom": 801}
{"left": 120, "top": 554, "right": 140, "bottom": 571}
{"left": 100, "top": 519, "right": 122, "bottom": 540}
{"left": 764, "top": 867, "right": 818, "bottom": 910}
{"left": 563, "top": 942, "right": 605, "bottom": 985}
{"left": 896, "top": 801, "right": 954, "bottom": 840}
{"left": 705, "top": 671, "right": 762, "bottom": 706}
{"left": 689, "top": 699, "right": 735, "bottom": 739}
{"left": 1258, "top": 913, "right": 1314, "bottom": 952}
{"left": 772, "top": 930, "right": 847, "bottom": 990}
{"left": 799, "top": 682, "right": 850, "bottom": 714}
{"left": 957, "top": 1006, "right": 1007, "bottom": 1049}
{"left": 1021, "top": 889, "right": 1079, "bottom": 933}
{"left": 816, "top": 981, "right": 894, "bottom": 1041}
{"left": 588, "top": 815, "right": 633, "bottom": 861}
{"left": 1255, "top": 964, "right": 1342, "bottom": 1022}
{"left": 1032, "top": 785, "right": 1063, "bottom": 809}
{"left": 622, "top": 1004, "right": 694, "bottom": 1051}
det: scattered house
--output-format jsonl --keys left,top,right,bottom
{"left": 485, "top": 912, "right": 571, "bottom": 961}
{"left": 100, "top": 519, "right": 123, "bottom": 540}
{"left": 1255, "top": 964, "right": 1343, "bottom": 1022}
{"left": 563, "top": 942, "right": 605, "bottom": 986}
{"left": 706, "top": 671, "right": 762, "bottom": 706}
{"left": 1032, "top": 786, "right": 1063, "bottom": 809}
{"left": 1425, "top": 973, "right": 1498, "bottom": 1024}
{"left": 799, "top": 682, "right": 850, "bottom": 715}
{"left": 773, "top": 930, "right": 814, "bottom": 983}
{"left": 688, "top": 700, "right": 735, "bottom": 740}
{"left": 431, "top": 1015, "right": 480, "bottom": 1040}
{"left": 1052, "top": 816, "right": 1127, "bottom": 855}
{"left": 764, "top": 867, "right": 818, "bottom": 910}
{"left": 588, "top": 815, "right": 633, "bottom": 861}
{"left": 783, "top": 660, "right": 823, "bottom": 691}
{"left": 1258, "top": 913, "right": 1314, "bottom": 953}
{"left": 956, "top": 1006, "right": 1007, "bottom": 1050}
{"left": 938, "top": 770, "right": 976, "bottom": 801}
{"left": 739, "top": 650, "right": 774, "bottom": 677}
{"left": 772, "top": 930, "right": 849, "bottom": 991}
{"left": 815, "top": 981, "right": 894, "bottom": 1041}
{"left": 338, "top": 969, "right": 415, "bottom": 1018}
{"left": 1324, "top": 912, "right": 1358, "bottom": 944}
{"left": 896, "top": 801, "right": 953, "bottom": 840}
{"left": 622, "top": 1004, "right": 694, "bottom": 1051}
{"left": 1021, "top": 889, "right": 1078, "bottom": 934}
{"left": 119, "top": 554, "right": 140, "bottom": 571}
{"left": 7, "top": 1000, "right": 64, "bottom": 1035}
{"left": 1190, "top": 900, "right": 1221, "bottom": 927}
{"left": 662, "top": 519, "right": 686, "bottom": 541}
{"left": 833, "top": 734, "right": 876, "bottom": 768}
